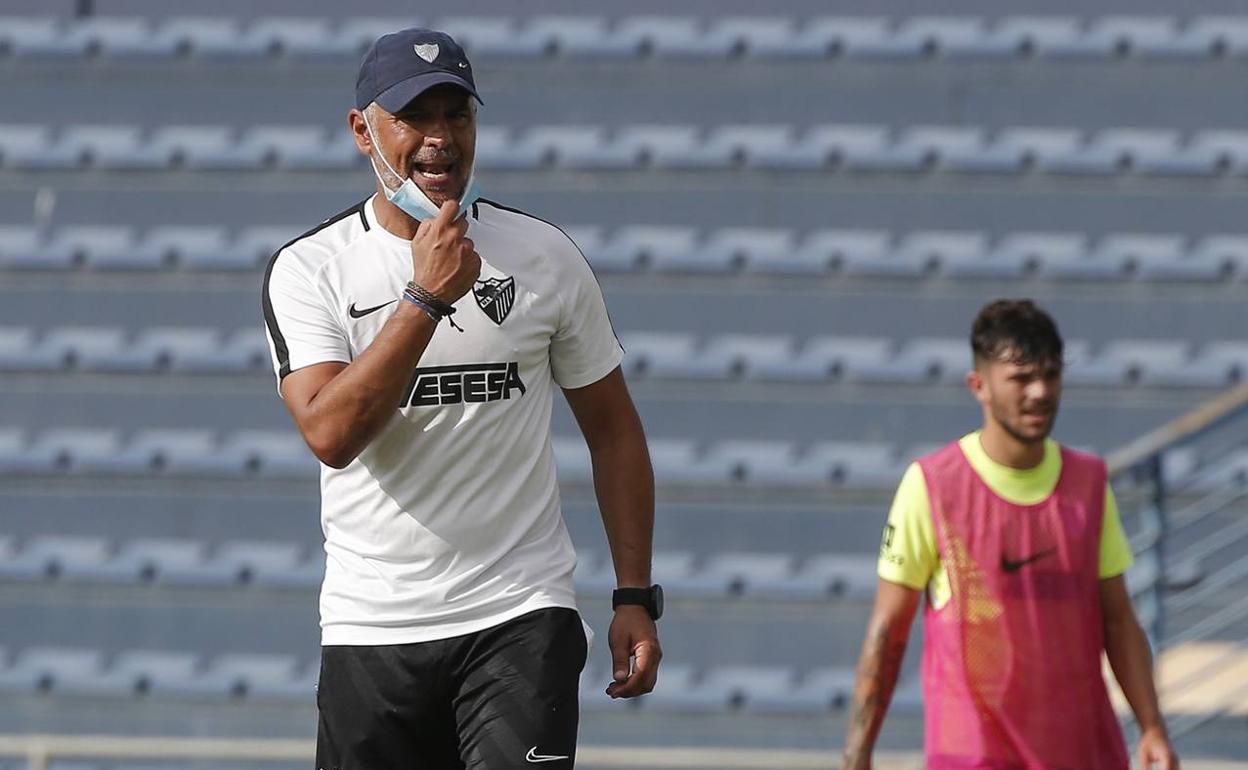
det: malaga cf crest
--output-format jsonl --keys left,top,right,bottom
{"left": 473, "top": 275, "right": 516, "bottom": 325}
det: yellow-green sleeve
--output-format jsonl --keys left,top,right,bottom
{"left": 877, "top": 462, "right": 939, "bottom": 590}
{"left": 1099, "top": 483, "right": 1134, "bottom": 579}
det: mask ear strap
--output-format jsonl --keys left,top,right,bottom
{"left": 363, "top": 109, "right": 403, "bottom": 190}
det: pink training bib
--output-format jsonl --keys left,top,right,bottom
{"left": 917, "top": 441, "right": 1128, "bottom": 770}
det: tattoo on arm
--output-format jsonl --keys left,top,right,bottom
{"left": 841, "top": 622, "right": 910, "bottom": 768}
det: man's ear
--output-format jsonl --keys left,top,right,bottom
{"left": 967, "top": 366, "right": 988, "bottom": 405}
{"left": 348, "top": 109, "right": 373, "bottom": 155}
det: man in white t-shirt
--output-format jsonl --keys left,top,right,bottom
{"left": 261, "top": 27, "right": 662, "bottom": 770}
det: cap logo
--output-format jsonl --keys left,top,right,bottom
{"left": 414, "top": 43, "right": 439, "bottom": 63}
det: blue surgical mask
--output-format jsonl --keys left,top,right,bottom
{"left": 364, "top": 110, "right": 482, "bottom": 221}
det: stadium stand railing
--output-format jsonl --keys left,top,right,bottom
{"left": 1109, "top": 382, "right": 1248, "bottom": 742}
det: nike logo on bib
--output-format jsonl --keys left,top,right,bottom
{"left": 526, "top": 747, "right": 569, "bottom": 763}
{"left": 1001, "top": 547, "right": 1057, "bottom": 573}
{"left": 348, "top": 299, "right": 397, "bottom": 319}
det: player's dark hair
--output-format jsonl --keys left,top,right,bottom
{"left": 971, "top": 299, "right": 1063, "bottom": 367}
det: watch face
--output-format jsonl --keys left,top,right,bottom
{"left": 650, "top": 583, "right": 664, "bottom": 620}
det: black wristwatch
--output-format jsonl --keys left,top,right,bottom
{"left": 612, "top": 584, "right": 664, "bottom": 620}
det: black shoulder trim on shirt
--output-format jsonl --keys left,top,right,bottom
{"left": 261, "top": 198, "right": 369, "bottom": 379}
{"left": 476, "top": 198, "right": 622, "bottom": 348}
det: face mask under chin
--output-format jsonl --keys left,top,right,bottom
{"left": 364, "top": 111, "right": 482, "bottom": 222}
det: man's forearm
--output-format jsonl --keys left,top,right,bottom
{"left": 295, "top": 303, "right": 437, "bottom": 467}
{"left": 1106, "top": 615, "right": 1167, "bottom": 734}
{"left": 842, "top": 618, "right": 910, "bottom": 769}
{"left": 590, "top": 428, "right": 654, "bottom": 587}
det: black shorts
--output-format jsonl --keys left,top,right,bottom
{"left": 315, "top": 607, "right": 588, "bottom": 770}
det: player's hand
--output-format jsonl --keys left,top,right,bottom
{"left": 605, "top": 605, "right": 661, "bottom": 698}
{"left": 1136, "top": 727, "right": 1178, "bottom": 770}
{"left": 410, "top": 199, "right": 480, "bottom": 303}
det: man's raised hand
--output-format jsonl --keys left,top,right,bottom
{"left": 411, "top": 199, "right": 480, "bottom": 303}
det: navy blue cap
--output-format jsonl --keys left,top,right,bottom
{"left": 355, "top": 28, "right": 481, "bottom": 112}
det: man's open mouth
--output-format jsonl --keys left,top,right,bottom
{"left": 413, "top": 159, "right": 457, "bottom": 184}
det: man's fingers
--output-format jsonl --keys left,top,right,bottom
{"left": 606, "top": 640, "right": 660, "bottom": 698}
{"left": 435, "top": 198, "right": 458, "bottom": 225}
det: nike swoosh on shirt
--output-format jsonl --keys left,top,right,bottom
{"left": 526, "top": 747, "right": 570, "bottom": 763}
{"left": 1001, "top": 547, "right": 1057, "bottom": 573}
{"left": 348, "top": 299, "right": 398, "bottom": 319}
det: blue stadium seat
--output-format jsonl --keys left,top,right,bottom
{"left": 203, "top": 653, "right": 300, "bottom": 701}
{"left": 249, "top": 17, "right": 349, "bottom": 59}
{"left": 67, "top": 125, "right": 171, "bottom": 171}
{"left": 1066, "top": 339, "right": 1189, "bottom": 387}
{"left": 995, "top": 17, "right": 1106, "bottom": 60}
{"left": 661, "top": 335, "right": 793, "bottom": 380}
{"left": 903, "top": 127, "right": 990, "bottom": 173}
{"left": 896, "top": 18, "right": 997, "bottom": 59}
{"left": 615, "top": 17, "right": 722, "bottom": 59}
{"left": 110, "top": 651, "right": 201, "bottom": 700}
{"left": 607, "top": 226, "right": 699, "bottom": 273}
{"left": 0, "top": 531, "right": 43, "bottom": 582}
{"left": 0, "top": 429, "right": 65, "bottom": 475}
{"left": 187, "top": 326, "right": 270, "bottom": 374}
{"left": 748, "top": 553, "right": 878, "bottom": 600}
{"left": 922, "top": 17, "right": 1023, "bottom": 59}
{"left": 1178, "top": 130, "right": 1248, "bottom": 175}
{"left": 247, "top": 657, "right": 318, "bottom": 704}
{"left": 33, "top": 429, "right": 124, "bottom": 473}
{"left": 1090, "top": 17, "right": 1194, "bottom": 59}
{"left": 812, "top": 125, "right": 930, "bottom": 173}
{"left": 654, "top": 552, "right": 737, "bottom": 599}
{"left": 804, "top": 230, "right": 895, "bottom": 277}
{"left": 48, "top": 225, "right": 147, "bottom": 272}
{"left": 1100, "top": 234, "right": 1225, "bottom": 283}
{"left": 1140, "top": 341, "right": 1244, "bottom": 389}
{"left": 1187, "top": 16, "right": 1248, "bottom": 58}
{"left": 44, "top": 328, "right": 161, "bottom": 372}
{"left": 0, "top": 125, "right": 84, "bottom": 171}
{"left": 743, "top": 665, "right": 855, "bottom": 715}
{"left": 238, "top": 226, "right": 300, "bottom": 267}
{"left": 551, "top": 437, "right": 592, "bottom": 484}
{"left": 896, "top": 231, "right": 986, "bottom": 278}
{"left": 241, "top": 126, "right": 354, "bottom": 172}
{"left": 130, "top": 539, "right": 240, "bottom": 587}
{"left": 699, "top": 552, "right": 796, "bottom": 597}
{"left": 751, "top": 335, "right": 891, "bottom": 383}
{"left": 943, "top": 128, "right": 1031, "bottom": 174}
{"left": 151, "top": 126, "right": 266, "bottom": 171}
{"left": 732, "top": 440, "right": 832, "bottom": 486}
{"left": 710, "top": 125, "right": 799, "bottom": 170}
{"left": 1192, "top": 235, "right": 1248, "bottom": 281}
{"left": 988, "top": 127, "right": 1083, "bottom": 174}
{"left": 78, "top": 16, "right": 181, "bottom": 59}
{"left": 613, "top": 126, "right": 709, "bottom": 169}
{"left": 525, "top": 126, "right": 639, "bottom": 171}
{"left": 706, "top": 440, "right": 798, "bottom": 485}
{"left": 438, "top": 16, "right": 551, "bottom": 59}
{"left": 703, "top": 227, "right": 795, "bottom": 274}
{"left": 122, "top": 429, "right": 234, "bottom": 477}
{"left": 0, "top": 17, "right": 90, "bottom": 59}
{"left": 708, "top": 16, "right": 800, "bottom": 59}
{"left": 0, "top": 648, "right": 104, "bottom": 695}
{"left": 0, "top": 226, "right": 43, "bottom": 270}
{"left": 474, "top": 126, "right": 545, "bottom": 171}
{"left": 651, "top": 440, "right": 738, "bottom": 486}
{"left": 939, "top": 231, "right": 1035, "bottom": 280}
{"left": 1053, "top": 129, "right": 1182, "bottom": 176}
{"left": 165, "top": 17, "right": 273, "bottom": 60}
{"left": 816, "top": 17, "right": 923, "bottom": 60}
{"left": 0, "top": 327, "right": 70, "bottom": 372}
{"left": 336, "top": 18, "right": 425, "bottom": 59}
{"left": 635, "top": 664, "right": 714, "bottom": 712}
{"left": 216, "top": 540, "right": 321, "bottom": 589}
{"left": 640, "top": 665, "right": 790, "bottom": 713}
{"left": 528, "top": 16, "right": 640, "bottom": 59}
{"left": 839, "top": 338, "right": 940, "bottom": 385}
{"left": 1041, "top": 235, "right": 1132, "bottom": 281}
{"left": 809, "top": 441, "right": 904, "bottom": 489}
{"left": 619, "top": 332, "right": 696, "bottom": 379}
{"left": 743, "top": 17, "right": 830, "bottom": 59}
{"left": 20, "top": 535, "right": 113, "bottom": 582}
{"left": 224, "top": 430, "right": 318, "bottom": 479}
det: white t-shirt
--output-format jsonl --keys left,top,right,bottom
{"left": 262, "top": 195, "right": 624, "bottom": 645}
